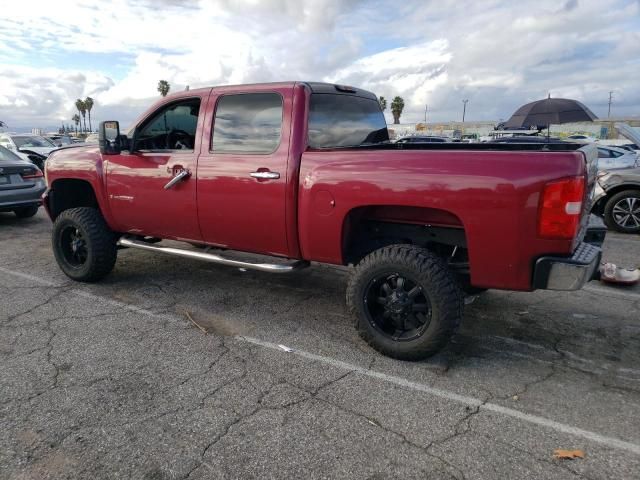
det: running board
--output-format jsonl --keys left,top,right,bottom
{"left": 117, "top": 236, "right": 310, "bottom": 273}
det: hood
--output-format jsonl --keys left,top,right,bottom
{"left": 615, "top": 123, "right": 640, "bottom": 147}
{"left": 18, "top": 146, "right": 56, "bottom": 156}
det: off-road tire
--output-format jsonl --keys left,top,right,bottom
{"left": 347, "top": 245, "right": 464, "bottom": 361}
{"left": 52, "top": 207, "right": 117, "bottom": 282}
{"left": 13, "top": 205, "right": 39, "bottom": 218}
{"left": 603, "top": 190, "right": 640, "bottom": 233}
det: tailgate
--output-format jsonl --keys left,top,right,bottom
{"left": 575, "top": 144, "right": 599, "bottom": 245}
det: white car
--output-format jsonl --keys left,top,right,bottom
{"left": 567, "top": 134, "right": 597, "bottom": 143}
{"left": 0, "top": 133, "right": 57, "bottom": 156}
{"left": 0, "top": 133, "right": 58, "bottom": 171}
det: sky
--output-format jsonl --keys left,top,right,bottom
{"left": 0, "top": 0, "right": 639, "bottom": 131}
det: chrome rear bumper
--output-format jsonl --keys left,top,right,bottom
{"left": 533, "top": 242, "right": 601, "bottom": 291}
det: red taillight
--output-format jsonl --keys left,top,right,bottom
{"left": 538, "top": 176, "right": 585, "bottom": 239}
{"left": 21, "top": 169, "right": 44, "bottom": 179}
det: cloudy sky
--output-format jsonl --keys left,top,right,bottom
{"left": 0, "top": 0, "right": 639, "bottom": 130}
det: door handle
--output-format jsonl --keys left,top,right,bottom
{"left": 250, "top": 171, "right": 280, "bottom": 180}
{"left": 164, "top": 169, "right": 190, "bottom": 190}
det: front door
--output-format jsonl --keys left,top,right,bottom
{"left": 197, "top": 88, "right": 292, "bottom": 256}
{"left": 106, "top": 96, "right": 205, "bottom": 242}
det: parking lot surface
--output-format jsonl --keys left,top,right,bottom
{"left": 1, "top": 210, "right": 640, "bottom": 479}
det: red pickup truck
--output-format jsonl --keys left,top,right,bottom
{"left": 44, "top": 82, "right": 604, "bottom": 360}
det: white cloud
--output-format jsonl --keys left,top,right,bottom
{"left": 0, "top": 0, "right": 639, "bottom": 129}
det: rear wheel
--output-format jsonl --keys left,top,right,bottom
{"left": 52, "top": 207, "right": 117, "bottom": 282}
{"left": 604, "top": 190, "right": 640, "bottom": 233}
{"left": 13, "top": 205, "right": 39, "bottom": 218}
{"left": 347, "top": 245, "right": 464, "bottom": 361}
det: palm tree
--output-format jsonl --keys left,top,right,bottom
{"left": 72, "top": 114, "right": 80, "bottom": 135}
{"left": 75, "top": 99, "right": 87, "bottom": 133}
{"left": 391, "top": 96, "right": 405, "bottom": 124}
{"left": 157, "top": 80, "right": 170, "bottom": 97}
{"left": 84, "top": 97, "right": 94, "bottom": 132}
{"left": 378, "top": 96, "right": 387, "bottom": 112}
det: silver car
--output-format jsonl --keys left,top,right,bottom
{"left": 593, "top": 168, "right": 640, "bottom": 234}
{"left": 0, "top": 145, "right": 46, "bottom": 218}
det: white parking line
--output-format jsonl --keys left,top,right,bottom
{"left": 239, "top": 336, "right": 640, "bottom": 456}
{"left": 2, "top": 266, "right": 640, "bottom": 456}
{"left": 0, "top": 266, "right": 60, "bottom": 287}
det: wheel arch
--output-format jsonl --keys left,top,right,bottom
{"left": 46, "top": 178, "right": 101, "bottom": 220}
{"left": 341, "top": 205, "right": 467, "bottom": 265}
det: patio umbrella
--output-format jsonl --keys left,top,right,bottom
{"left": 503, "top": 96, "right": 597, "bottom": 130}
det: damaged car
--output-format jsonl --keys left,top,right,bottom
{"left": 0, "top": 133, "right": 57, "bottom": 171}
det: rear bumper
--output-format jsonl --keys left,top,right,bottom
{"left": 0, "top": 182, "right": 46, "bottom": 212}
{"left": 533, "top": 242, "right": 602, "bottom": 291}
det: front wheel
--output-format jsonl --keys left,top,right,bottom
{"left": 347, "top": 245, "right": 464, "bottom": 361}
{"left": 52, "top": 207, "right": 117, "bottom": 282}
{"left": 604, "top": 190, "right": 640, "bottom": 233}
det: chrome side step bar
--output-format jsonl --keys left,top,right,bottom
{"left": 117, "top": 236, "right": 309, "bottom": 273}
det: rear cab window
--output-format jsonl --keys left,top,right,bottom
{"left": 308, "top": 93, "right": 389, "bottom": 149}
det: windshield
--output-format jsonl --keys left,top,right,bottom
{"left": 12, "top": 136, "right": 55, "bottom": 148}
{"left": 0, "top": 145, "right": 23, "bottom": 162}
{"left": 308, "top": 94, "right": 389, "bottom": 148}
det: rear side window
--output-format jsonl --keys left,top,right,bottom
{"left": 308, "top": 94, "right": 389, "bottom": 148}
{"left": 212, "top": 93, "right": 283, "bottom": 154}
{"left": 0, "top": 145, "right": 22, "bottom": 162}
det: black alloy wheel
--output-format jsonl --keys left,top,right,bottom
{"left": 60, "top": 226, "right": 89, "bottom": 267}
{"left": 364, "top": 273, "right": 432, "bottom": 341}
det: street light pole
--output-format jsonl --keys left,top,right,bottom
{"left": 424, "top": 104, "right": 428, "bottom": 124}
{"left": 462, "top": 99, "right": 468, "bottom": 122}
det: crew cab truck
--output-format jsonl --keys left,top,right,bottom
{"left": 43, "top": 82, "right": 603, "bottom": 360}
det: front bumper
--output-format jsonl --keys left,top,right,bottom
{"left": 533, "top": 242, "right": 602, "bottom": 291}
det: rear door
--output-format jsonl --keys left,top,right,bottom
{"left": 196, "top": 87, "right": 292, "bottom": 256}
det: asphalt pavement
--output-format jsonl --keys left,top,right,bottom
{"left": 1, "top": 210, "right": 640, "bottom": 479}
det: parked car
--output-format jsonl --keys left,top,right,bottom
{"left": 43, "top": 81, "right": 604, "bottom": 360}
{"left": 47, "top": 135, "right": 75, "bottom": 147}
{"left": 567, "top": 134, "right": 597, "bottom": 143}
{"left": 84, "top": 133, "right": 99, "bottom": 143}
{"left": 0, "top": 145, "right": 46, "bottom": 218}
{"left": 0, "top": 133, "right": 57, "bottom": 170}
{"left": 396, "top": 136, "right": 450, "bottom": 143}
{"left": 487, "top": 135, "right": 566, "bottom": 143}
{"left": 593, "top": 167, "right": 640, "bottom": 233}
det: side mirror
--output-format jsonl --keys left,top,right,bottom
{"left": 99, "top": 121, "right": 122, "bottom": 155}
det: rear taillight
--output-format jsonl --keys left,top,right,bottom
{"left": 538, "top": 176, "right": 585, "bottom": 239}
{"left": 21, "top": 169, "right": 44, "bottom": 179}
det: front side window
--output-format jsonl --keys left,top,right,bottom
{"left": 136, "top": 98, "right": 201, "bottom": 151}
{"left": 211, "top": 93, "right": 283, "bottom": 154}
{"left": 308, "top": 94, "right": 389, "bottom": 149}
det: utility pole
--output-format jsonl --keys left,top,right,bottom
{"left": 424, "top": 104, "right": 428, "bottom": 124}
{"left": 462, "top": 99, "right": 468, "bottom": 122}
{"left": 607, "top": 91, "right": 613, "bottom": 118}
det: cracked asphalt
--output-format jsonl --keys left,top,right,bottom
{"left": 2, "top": 210, "right": 640, "bottom": 480}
